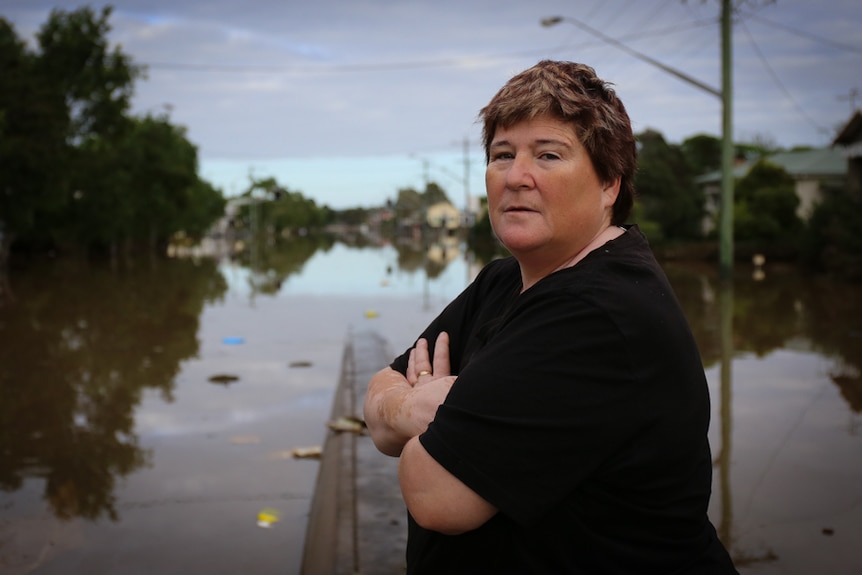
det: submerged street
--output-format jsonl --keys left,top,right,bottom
{"left": 1, "top": 240, "right": 860, "bottom": 574}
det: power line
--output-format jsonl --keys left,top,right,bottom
{"left": 542, "top": 15, "right": 721, "bottom": 97}
{"left": 738, "top": 19, "right": 826, "bottom": 133}
{"left": 744, "top": 12, "right": 862, "bottom": 54}
{"left": 141, "top": 18, "right": 720, "bottom": 76}
{"left": 837, "top": 88, "right": 859, "bottom": 113}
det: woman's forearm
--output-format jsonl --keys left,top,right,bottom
{"left": 364, "top": 364, "right": 456, "bottom": 457}
{"left": 364, "top": 367, "right": 421, "bottom": 456}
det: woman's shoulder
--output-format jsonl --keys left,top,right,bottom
{"left": 534, "top": 227, "right": 677, "bottom": 315}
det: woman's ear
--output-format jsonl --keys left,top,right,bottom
{"left": 601, "top": 177, "right": 621, "bottom": 207}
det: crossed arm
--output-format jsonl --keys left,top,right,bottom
{"left": 363, "top": 332, "right": 498, "bottom": 535}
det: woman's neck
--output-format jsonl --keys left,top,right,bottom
{"left": 518, "top": 225, "right": 625, "bottom": 292}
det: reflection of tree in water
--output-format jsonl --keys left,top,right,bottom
{"left": 731, "top": 269, "right": 808, "bottom": 356}
{"left": 235, "top": 234, "right": 335, "bottom": 295}
{"left": 663, "top": 262, "right": 721, "bottom": 364}
{"left": 466, "top": 233, "right": 509, "bottom": 268}
{"left": 390, "top": 237, "right": 462, "bottom": 280}
{"left": 0, "top": 258, "right": 227, "bottom": 521}
{"left": 664, "top": 263, "right": 862, "bottom": 410}
{"left": 801, "top": 276, "right": 862, "bottom": 412}
{"left": 393, "top": 241, "right": 425, "bottom": 273}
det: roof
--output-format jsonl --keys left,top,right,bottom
{"left": 696, "top": 147, "right": 847, "bottom": 184}
{"left": 833, "top": 110, "right": 862, "bottom": 145}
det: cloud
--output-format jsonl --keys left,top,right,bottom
{"left": 3, "top": 0, "right": 860, "bottom": 207}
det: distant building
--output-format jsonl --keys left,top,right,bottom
{"left": 832, "top": 109, "right": 862, "bottom": 197}
{"left": 695, "top": 147, "right": 847, "bottom": 234}
{"left": 425, "top": 201, "right": 461, "bottom": 230}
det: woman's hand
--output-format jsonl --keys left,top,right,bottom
{"left": 403, "top": 332, "right": 456, "bottom": 437}
{"left": 407, "top": 332, "right": 452, "bottom": 386}
{"left": 364, "top": 332, "right": 456, "bottom": 456}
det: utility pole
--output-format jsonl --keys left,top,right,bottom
{"left": 462, "top": 137, "right": 471, "bottom": 223}
{"left": 719, "top": 0, "right": 734, "bottom": 280}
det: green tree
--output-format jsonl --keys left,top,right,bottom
{"left": 802, "top": 183, "right": 862, "bottom": 280}
{"left": 123, "top": 115, "right": 221, "bottom": 250}
{"left": 0, "top": 18, "right": 67, "bottom": 265}
{"left": 423, "top": 181, "right": 450, "bottom": 205}
{"left": 35, "top": 6, "right": 141, "bottom": 256}
{"left": 734, "top": 160, "right": 801, "bottom": 243}
{"left": 634, "top": 129, "right": 704, "bottom": 240}
{"left": 680, "top": 133, "right": 722, "bottom": 175}
{"left": 238, "top": 176, "right": 329, "bottom": 236}
{"left": 394, "top": 187, "right": 424, "bottom": 220}
{"left": 0, "top": 6, "right": 225, "bottom": 267}
{"left": 35, "top": 6, "right": 140, "bottom": 143}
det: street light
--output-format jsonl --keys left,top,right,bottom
{"left": 540, "top": 16, "right": 721, "bottom": 98}
{"left": 541, "top": 4, "right": 734, "bottom": 279}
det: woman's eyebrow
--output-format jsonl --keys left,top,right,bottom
{"left": 490, "top": 138, "right": 571, "bottom": 149}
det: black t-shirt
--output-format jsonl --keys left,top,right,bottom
{"left": 390, "top": 226, "right": 738, "bottom": 574}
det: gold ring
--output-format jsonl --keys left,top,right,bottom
{"left": 418, "top": 370, "right": 432, "bottom": 376}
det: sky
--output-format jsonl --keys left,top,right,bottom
{"left": 3, "top": 0, "right": 861, "bottom": 209}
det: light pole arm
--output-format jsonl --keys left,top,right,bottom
{"left": 541, "top": 15, "right": 722, "bottom": 98}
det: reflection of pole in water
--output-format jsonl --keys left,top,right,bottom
{"left": 718, "top": 279, "right": 734, "bottom": 549}
{"left": 423, "top": 241, "right": 430, "bottom": 312}
{"left": 716, "top": 277, "right": 777, "bottom": 567}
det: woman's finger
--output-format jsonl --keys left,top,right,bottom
{"left": 433, "top": 332, "right": 451, "bottom": 376}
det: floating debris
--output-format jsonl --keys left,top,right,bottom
{"left": 268, "top": 450, "right": 295, "bottom": 461}
{"left": 230, "top": 434, "right": 261, "bottom": 445}
{"left": 222, "top": 336, "right": 245, "bottom": 345}
{"left": 326, "top": 416, "right": 367, "bottom": 435}
{"left": 208, "top": 373, "right": 240, "bottom": 385}
{"left": 257, "top": 507, "right": 281, "bottom": 528}
{"left": 290, "top": 445, "right": 322, "bottom": 459}
{"left": 289, "top": 360, "right": 312, "bottom": 368}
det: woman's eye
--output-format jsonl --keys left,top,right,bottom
{"left": 491, "top": 152, "right": 514, "bottom": 161}
{"left": 539, "top": 152, "right": 560, "bottom": 160}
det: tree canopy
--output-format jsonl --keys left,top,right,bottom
{"left": 0, "top": 6, "right": 225, "bottom": 265}
{"left": 634, "top": 129, "right": 704, "bottom": 240}
{"left": 734, "top": 159, "right": 801, "bottom": 242}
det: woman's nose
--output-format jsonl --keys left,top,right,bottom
{"left": 505, "top": 154, "right": 535, "bottom": 189}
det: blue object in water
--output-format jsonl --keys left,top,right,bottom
{"left": 222, "top": 337, "right": 245, "bottom": 345}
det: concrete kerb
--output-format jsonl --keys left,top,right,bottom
{"left": 300, "top": 328, "right": 407, "bottom": 575}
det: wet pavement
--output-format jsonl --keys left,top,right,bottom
{"left": 1, "top": 242, "right": 860, "bottom": 574}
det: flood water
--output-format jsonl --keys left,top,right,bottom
{"left": 1, "top": 236, "right": 860, "bottom": 575}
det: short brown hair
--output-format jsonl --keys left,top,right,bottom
{"left": 479, "top": 60, "right": 637, "bottom": 224}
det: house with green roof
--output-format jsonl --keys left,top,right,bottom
{"left": 695, "top": 147, "right": 847, "bottom": 235}
{"left": 832, "top": 109, "right": 862, "bottom": 197}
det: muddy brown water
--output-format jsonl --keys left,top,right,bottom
{"left": 1, "top": 241, "right": 860, "bottom": 575}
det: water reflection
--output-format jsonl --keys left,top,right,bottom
{"left": 0, "top": 259, "right": 227, "bottom": 522}
{"left": 1, "top": 239, "right": 860, "bottom": 575}
{"left": 664, "top": 262, "right": 862, "bottom": 401}
{"left": 234, "top": 235, "right": 334, "bottom": 295}
{"left": 664, "top": 262, "right": 862, "bottom": 571}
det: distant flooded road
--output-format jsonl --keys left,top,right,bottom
{"left": 1, "top": 238, "right": 860, "bottom": 574}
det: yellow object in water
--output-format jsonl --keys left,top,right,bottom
{"left": 364, "top": 309, "right": 378, "bottom": 319}
{"left": 257, "top": 508, "right": 281, "bottom": 528}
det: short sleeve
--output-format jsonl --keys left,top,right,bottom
{"left": 419, "top": 290, "right": 642, "bottom": 526}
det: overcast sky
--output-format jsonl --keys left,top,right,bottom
{"left": 3, "top": 0, "right": 861, "bottom": 208}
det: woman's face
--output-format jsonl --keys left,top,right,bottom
{"left": 485, "top": 115, "right": 619, "bottom": 267}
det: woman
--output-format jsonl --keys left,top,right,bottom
{"left": 364, "top": 60, "right": 738, "bottom": 574}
